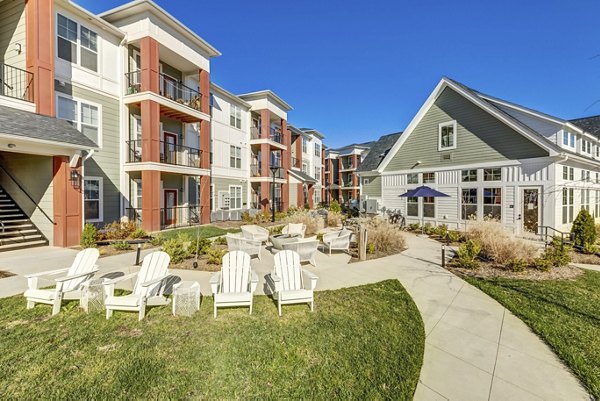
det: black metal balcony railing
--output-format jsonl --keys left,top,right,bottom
{"left": 291, "top": 157, "right": 300, "bottom": 168}
{"left": 126, "top": 205, "right": 203, "bottom": 230}
{"left": 341, "top": 162, "right": 354, "bottom": 170}
{"left": 125, "top": 70, "right": 202, "bottom": 112}
{"left": 0, "top": 63, "right": 34, "bottom": 103}
{"left": 250, "top": 127, "right": 260, "bottom": 140}
{"left": 270, "top": 127, "right": 282, "bottom": 144}
{"left": 126, "top": 140, "right": 202, "bottom": 168}
{"left": 250, "top": 163, "right": 261, "bottom": 177}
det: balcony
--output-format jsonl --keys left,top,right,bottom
{"left": 126, "top": 140, "right": 203, "bottom": 169}
{"left": 270, "top": 127, "right": 282, "bottom": 144}
{"left": 125, "top": 70, "right": 203, "bottom": 114}
{"left": 250, "top": 163, "right": 261, "bottom": 177}
{"left": 126, "top": 205, "right": 203, "bottom": 230}
{"left": 1, "top": 62, "right": 34, "bottom": 103}
{"left": 291, "top": 157, "right": 300, "bottom": 168}
{"left": 249, "top": 126, "right": 285, "bottom": 149}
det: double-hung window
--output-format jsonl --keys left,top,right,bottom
{"left": 302, "top": 138, "right": 308, "bottom": 153}
{"left": 229, "top": 186, "right": 242, "bottom": 209}
{"left": 562, "top": 188, "right": 574, "bottom": 224}
{"left": 461, "top": 188, "right": 477, "bottom": 220}
{"left": 230, "top": 105, "right": 241, "bottom": 129}
{"left": 302, "top": 162, "right": 308, "bottom": 174}
{"left": 314, "top": 167, "right": 320, "bottom": 179}
{"left": 596, "top": 190, "right": 600, "bottom": 218}
{"left": 57, "top": 96, "right": 100, "bottom": 145}
{"left": 483, "top": 188, "right": 502, "bottom": 220}
{"left": 230, "top": 145, "right": 241, "bottom": 168}
{"left": 582, "top": 189, "right": 591, "bottom": 212}
{"left": 562, "top": 131, "right": 576, "bottom": 149}
{"left": 423, "top": 196, "right": 435, "bottom": 218}
{"left": 407, "top": 197, "right": 419, "bottom": 217}
{"left": 583, "top": 140, "right": 593, "bottom": 155}
{"left": 562, "top": 166, "right": 574, "bottom": 180}
{"left": 314, "top": 143, "right": 321, "bottom": 157}
{"left": 84, "top": 177, "right": 103, "bottom": 222}
{"left": 438, "top": 121, "right": 457, "bottom": 151}
{"left": 57, "top": 14, "right": 98, "bottom": 72}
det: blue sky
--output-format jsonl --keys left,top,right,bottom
{"left": 76, "top": 0, "right": 600, "bottom": 148}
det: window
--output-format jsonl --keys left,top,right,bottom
{"left": 302, "top": 162, "right": 308, "bottom": 174}
{"left": 581, "top": 170, "right": 590, "bottom": 182}
{"left": 563, "top": 166, "right": 574, "bottom": 180}
{"left": 56, "top": 95, "right": 100, "bottom": 145}
{"left": 229, "top": 145, "right": 241, "bottom": 168}
{"left": 407, "top": 197, "right": 418, "bottom": 217}
{"left": 302, "top": 137, "right": 308, "bottom": 153}
{"left": 461, "top": 188, "right": 477, "bottom": 220}
{"left": 423, "top": 172, "right": 435, "bottom": 183}
{"left": 583, "top": 140, "right": 593, "bottom": 154}
{"left": 483, "top": 188, "right": 501, "bottom": 220}
{"left": 582, "top": 189, "right": 590, "bottom": 212}
{"left": 230, "top": 104, "right": 241, "bottom": 129}
{"left": 314, "top": 167, "right": 320, "bottom": 179}
{"left": 314, "top": 143, "right": 321, "bottom": 157}
{"left": 596, "top": 190, "right": 600, "bottom": 218}
{"left": 562, "top": 188, "right": 574, "bottom": 224}
{"left": 483, "top": 168, "right": 502, "bottom": 181}
{"left": 363, "top": 178, "right": 370, "bottom": 185}
{"left": 229, "top": 186, "right": 242, "bottom": 209}
{"left": 84, "top": 177, "right": 102, "bottom": 222}
{"left": 57, "top": 14, "right": 98, "bottom": 72}
{"left": 597, "top": 172, "right": 599, "bottom": 184}
{"left": 407, "top": 173, "right": 419, "bottom": 184}
{"left": 562, "top": 131, "right": 575, "bottom": 148}
{"left": 461, "top": 169, "right": 477, "bottom": 182}
{"left": 438, "top": 121, "right": 457, "bottom": 150}
{"left": 423, "top": 196, "right": 435, "bottom": 218}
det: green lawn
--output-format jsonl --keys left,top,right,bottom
{"left": 158, "top": 225, "right": 240, "bottom": 241}
{"left": 463, "top": 270, "right": 600, "bottom": 399}
{"left": 0, "top": 280, "right": 424, "bottom": 399}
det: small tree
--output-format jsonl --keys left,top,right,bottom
{"left": 80, "top": 224, "right": 98, "bottom": 248}
{"left": 571, "top": 209, "right": 596, "bottom": 248}
{"left": 329, "top": 199, "right": 342, "bottom": 213}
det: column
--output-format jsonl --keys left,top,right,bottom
{"left": 281, "top": 119, "right": 289, "bottom": 211}
{"left": 141, "top": 170, "right": 161, "bottom": 232}
{"left": 199, "top": 69, "right": 211, "bottom": 223}
{"left": 295, "top": 135, "right": 302, "bottom": 168}
{"left": 52, "top": 156, "right": 82, "bottom": 247}
{"left": 140, "top": 37, "right": 160, "bottom": 93}
{"left": 26, "top": 0, "right": 55, "bottom": 116}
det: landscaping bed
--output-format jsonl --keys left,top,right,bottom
{"left": 0, "top": 280, "right": 424, "bottom": 399}
{"left": 463, "top": 270, "right": 600, "bottom": 399}
{"left": 450, "top": 261, "right": 582, "bottom": 281}
{"left": 0, "top": 271, "right": 15, "bottom": 279}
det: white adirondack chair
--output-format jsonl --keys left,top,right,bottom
{"left": 281, "top": 240, "right": 319, "bottom": 267}
{"left": 241, "top": 224, "right": 270, "bottom": 243}
{"left": 24, "top": 248, "right": 100, "bottom": 316}
{"left": 322, "top": 229, "right": 352, "bottom": 256}
{"left": 209, "top": 251, "right": 258, "bottom": 318}
{"left": 282, "top": 223, "right": 306, "bottom": 238}
{"left": 225, "top": 233, "right": 262, "bottom": 259}
{"left": 271, "top": 250, "right": 318, "bottom": 316}
{"left": 104, "top": 251, "right": 171, "bottom": 320}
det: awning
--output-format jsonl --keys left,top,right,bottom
{"left": 288, "top": 169, "right": 317, "bottom": 184}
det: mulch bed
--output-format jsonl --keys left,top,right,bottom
{"left": 169, "top": 244, "right": 228, "bottom": 272}
{"left": 570, "top": 251, "right": 600, "bottom": 265}
{"left": 0, "top": 270, "right": 15, "bottom": 279}
{"left": 448, "top": 260, "right": 583, "bottom": 281}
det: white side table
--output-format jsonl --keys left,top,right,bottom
{"left": 80, "top": 278, "right": 106, "bottom": 313}
{"left": 172, "top": 281, "right": 201, "bottom": 317}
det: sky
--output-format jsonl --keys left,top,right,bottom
{"left": 75, "top": 0, "right": 600, "bottom": 148}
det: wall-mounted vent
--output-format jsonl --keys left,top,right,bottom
{"left": 440, "top": 153, "right": 453, "bottom": 161}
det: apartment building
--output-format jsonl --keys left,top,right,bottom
{"left": 287, "top": 126, "right": 325, "bottom": 208}
{"left": 0, "top": 0, "right": 326, "bottom": 251}
{"left": 359, "top": 77, "right": 600, "bottom": 234}
{"left": 324, "top": 142, "right": 372, "bottom": 206}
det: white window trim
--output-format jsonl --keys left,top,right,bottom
{"left": 84, "top": 176, "right": 103, "bottom": 223}
{"left": 56, "top": 93, "right": 103, "bottom": 147}
{"left": 56, "top": 12, "right": 101, "bottom": 75}
{"left": 363, "top": 178, "right": 370, "bottom": 185}
{"left": 230, "top": 145, "right": 242, "bottom": 169}
{"left": 438, "top": 120, "right": 457, "bottom": 151}
{"left": 228, "top": 185, "right": 243, "bottom": 210}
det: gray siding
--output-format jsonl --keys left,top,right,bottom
{"left": 212, "top": 177, "right": 247, "bottom": 209}
{"left": 362, "top": 175, "right": 382, "bottom": 198}
{"left": 55, "top": 81, "right": 121, "bottom": 225}
{"left": 0, "top": 0, "right": 26, "bottom": 70}
{"left": 0, "top": 152, "right": 53, "bottom": 243}
{"left": 384, "top": 87, "right": 549, "bottom": 172}
{"left": 289, "top": 183, "right": 298, "bottom": 207}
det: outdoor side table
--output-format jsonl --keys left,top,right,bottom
{"left": 80, "top": 278, "right": 106, "bottom": 313}
{"left": 172, "top": 281, "right": 201, "bottom": 317}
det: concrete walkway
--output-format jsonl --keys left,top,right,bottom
{"left": 0, "top": 235, "right": 591, "bottom": 400}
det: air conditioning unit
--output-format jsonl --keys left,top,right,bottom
{"left": 366, "top": 199, "right": 378, "bottom": 214}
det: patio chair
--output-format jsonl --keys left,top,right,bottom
{"left": 270, "top": 250, "right": 318, "bottom": 316}
{"left": 209, "top": 251, "right": 259, "bottom": 318}
{"left": 241, "top": 224, "right": 270, "bottom": 243}
{"left": 104, "top": 251, "right": 171, "bottom": 321}
{"left": 225, "top": 233, "right": 262, "bottom": 259}
{"left": 24, "top": 248, "right": 100, "bottom": 316}
{"left": 281, "top": 223, "right": 306, "bottom": 238}
{"left": 322, "top": 229, "right": 352, "bottom": 256}
{"left": 281, "top": 239, "right": 319, "bottom": 267}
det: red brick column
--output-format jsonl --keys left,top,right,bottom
{"left": 295, "top": 135, "right": 302, "bottom": 168}
{"left": 26, "top": 0, "right": 55, "bottom": 116}
{"left": 297, "top": 183, "right": 303, "bottom": 207}
{"left": 140, "top": 37, "right": 160, "bottom": 93}
{"left": 52, "top": 156, "right": 82, "bottom": 247}
{"left": 307, "top": 185, "right": 314, "bottom": 209}
{"left": 141, "top": 170, "right": 161, "bottom": 232}
{"left": 260, "top": 109, "right": 271, "bottom": 181}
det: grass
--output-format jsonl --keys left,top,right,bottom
{"left": 463, "top": 270, "right": 600, "bottom": 399}
{"left": 0, "top": 280, "right": 424, "bottom": 399}
{"left": 157, "top": 225, "right": 240, "bottom": 241}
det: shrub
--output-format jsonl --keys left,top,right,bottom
{"left": 162, "top": 236, "right": 189, "bottom": 264}
{"left": 365, "top": 218, "right": 406, "bottom": 254}
{"left": 582, "top": 242, "right": 599, "bottom": 255}
{"left": 571, "top": 209, "right": 596, "bottom": 248}
{"left": 408, "top": 223, "right": 420, "bottom": 232}
{"left": 112, "top": 241, "right": 131, "bottom": 251}
{"left": 465, "top": 220, "right": 536, "bottom": 265}
{"left": 446, "top": 231, "right": 461, "bottom": 243}
{"left": 213, "top": 236, "right": 227, "bottom": 246}
{"left": 241, "top": 211, "right": 253, "bottom": 223}
{"left": 150, "top": 235, "right": 164, "bottom": 247}
{"left": 80, "top": 224, "right": 98, "bottom": 249}
{"left": 456, "top": 239, "right": 481, "bottom": 269}
{"left": 423, "top": 223, "right": 434, "bottom": 235}
{"left": 129, "top": 227, "right": 148, "bottom": 239}
{"left": 329, "top": 200, "right": 342, "bottom": 213}
{"left": 275, "top": 211, "right": 287, "bottom": 221}
{"left": 326, "top": 211, "right": 342, "bottom": 228}
{"left": 507, "top": 258, "right": 527, "bottom": 272}
{"left": 268, "top": 225, "right": 284, "bottom": 235}
{"left": 283, "top": 210, "right": 322, "bottom": 236}
{"left": 206, "top": 247, "right": 226, "bottom": 265}
{"left": 366, "top": 243, "right": 375, "bottom": 254}
{"left": 533, "top": 257, "right": 552, "bottom": 272}
{"left": 542, "top": 237, "right": 571, "bottom": 267}
{"left": 189, "top": 237, "right": 211, "bottom": 255}
{"left": 287, "top": 206, "right": 299, "bottom": 216}
{"left": 102, "top": 221, "right": 137, "bottom": 241}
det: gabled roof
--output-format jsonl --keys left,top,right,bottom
{"left": 326, "top": 141, "right": 374, "bottom": 156}
{"left": 356, "top": 132, "right": 402, "bottom": 173}
{"left": 288, "top": 169, "right": 317, "bottom": 184}
{"left": 237, "top": 90, "right": 293, "bottom": 112}
{"left": 377, "top": 77, "right": 564, "bottom": 173}
{"left": 0, "top": 105, "right": 98, "bottom": 149}
{"left": 300, "top": 128, "right": 325, "bottom": 139}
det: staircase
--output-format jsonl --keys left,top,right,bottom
{"left": 0, "top": 185, "right": 48, "bottom": 252}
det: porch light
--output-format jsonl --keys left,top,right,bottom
{"left": 70, "top": 170, "right": 81, "bottom": 188}
{"left": 14, "top": 43, "right": 21, "bottom": 54}
{"left": 7, "top": 143, "right": 16, "bottom": 149}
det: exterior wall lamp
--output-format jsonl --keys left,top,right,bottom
{"left": 70, "top": 169, "right": 81, "bottom": 188}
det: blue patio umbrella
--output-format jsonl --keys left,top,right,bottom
{"left": 399, "top": 186, "right": 450, "bottom": 233}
